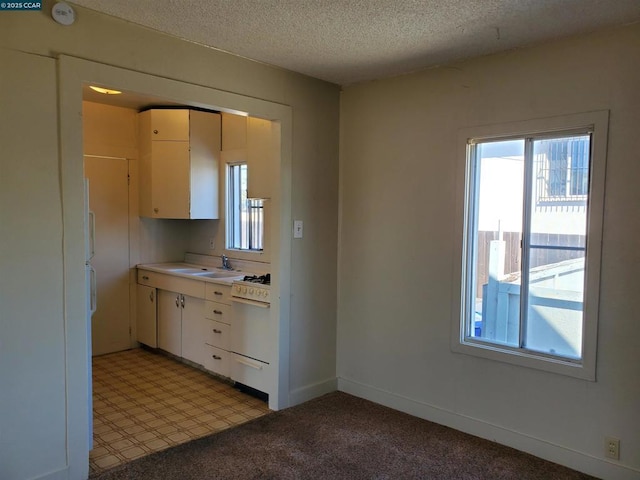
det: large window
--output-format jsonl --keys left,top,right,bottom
{"left": 227, "top": 163, "right": 264, "bottom": 251}
{"left": 453, "top": 112, "right": 608, "bottom": 379}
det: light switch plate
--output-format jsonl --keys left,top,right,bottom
{"left": 293, "top": 220, "right": 303, "bottom": 239}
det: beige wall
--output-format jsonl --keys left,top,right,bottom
{"left": 0, "top": 2, "right": 339, "bottom": 478}
{"left": 338, "top": 24, "right": 640, "bottom": 479}
{"left": 0, "top": 48, "right": 68, "bottom": 480}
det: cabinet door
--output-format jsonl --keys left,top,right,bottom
{"left": 150, "top": 109, "right": 189, "bottom": 141}
{"left": 247, "top": 117, "right": 274, "bottom": 199}
{"left": 189, "top": 110, "right": 220, "bottom": 219}
{"left": 150, "top": 141, "right": 190, "bottom": 218}
{"left": 158, "top": 290, "right": 182, "bottom": 356}
{"left": 136, "top": 285, "right": 157, "bottom": 348}
{"left": 181, "top": 295, "right": 205, "bottom": 365}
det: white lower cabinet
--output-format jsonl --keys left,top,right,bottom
{"left": 157, "top": 290, "right": 182, "bottom": 356}
{"left": 180, "top": 295, "right": 205, "bottom": 365}
{"left": 157, "top": 289, "right": 204, "bottom": 363}
{"left": 139, "top": 270, "right": 274, "bottom": 389}
{"left": 136, "top": 284, "right": 157, "bottom": 348}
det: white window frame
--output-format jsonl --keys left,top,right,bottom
{"left": 451, "top": 111, "right": 609, "bottom": 380}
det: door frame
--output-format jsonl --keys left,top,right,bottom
{"left": 59, "top": 55, "right": 292, "bottom": 476}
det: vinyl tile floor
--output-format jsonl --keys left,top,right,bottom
{"left": 89, "top": 348, "right": 269, "bottom": 476}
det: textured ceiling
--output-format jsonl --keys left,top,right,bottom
{"left": 70, "top": 0, "right": 640, "bottom": 86}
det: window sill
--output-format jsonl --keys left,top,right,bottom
{"left": 226, "top": 248, "right": 264, "bottom": 255}
{"left": 451, "top": 338, "right": 595, "bottom": 381}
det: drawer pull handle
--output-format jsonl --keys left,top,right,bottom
{"left": 213, "top": 329, "right": 222, "bottom": 334}
{"left": 213, "top": 310, "right": 223, "bottom": 315}
{"left": 214, "top": 291, "right": 223, "bottom": 296}
{"left": 142, "top": 275, "right": 149, "bottom": 280}
{"left": 212, "top": 355, "right": 222, "bottom": 360}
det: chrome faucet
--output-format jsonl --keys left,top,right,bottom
{"left": 221, "top": 255, "right": 232, "bottom": 270}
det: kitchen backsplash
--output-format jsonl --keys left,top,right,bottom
{"left": 184, "top": 252, "right": 271, "bottom": 275}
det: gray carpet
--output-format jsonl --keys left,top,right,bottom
{"left": 92, "top": 391, "right": 596, "bottom": 480}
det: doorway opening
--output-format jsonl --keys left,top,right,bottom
{"left": 82, "top": 98, "right": 274, "bottom": 475}
{"left": 61, "top": 56, "right": 293, "bottom": 477}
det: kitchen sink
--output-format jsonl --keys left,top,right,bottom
{"left": 155, "top": 263, "right": 206, "bottom": 273}
{"left": 192, "top": 270, "right": 242, "bottom": 279}
{"left": 138, "top": 263, "right": 243, "bottom": 280}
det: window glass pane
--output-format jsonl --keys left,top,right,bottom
{"left": 570, "top": 138, "right": 589, "bottom": 196}
{"left": 535, "top": 135, "right": 590, "bottom": 202}
{"left": 227, "top": 163, "right": 264, "bottom": 252}
{"left": 239, "top": 164, "right": 248, "bottom": 249}
{"left": 468, "top": 140, "right": 524, "bottom": 346}
{"left": 524, "top": 135, "right": 590, "bottom": 359}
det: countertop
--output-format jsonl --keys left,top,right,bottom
{"left": 137, "top": 262, "right": 246, "bottom": 286}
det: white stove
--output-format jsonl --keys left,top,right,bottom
{"left": 230, "top": 273, "right": 273, "bottom": 397}
{"left": 231, "top": 274, "right": 271, "bottom": 305}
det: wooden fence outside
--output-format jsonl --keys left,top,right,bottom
{"left": 476, "top": 231, "right": 585, "bottom": 296}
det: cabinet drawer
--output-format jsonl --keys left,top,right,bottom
{"left": 204, "top": 319, "right": 230, "bottom": 350}
{"left": 205, "top": 284, "right": 232, "bottom": 304}
{"left": 204, "top": 301, "right": 231, "bottom": 323}
{"left": 137, "top": 269, "right": 157, "bottom": 287}
{"left": 231, "top": 354, "right": 270, "bottom": 395}
{"left": 137, "top": 269, "right": 205, "bottom": 299}
{"left": 203, "top": 345, "right": 230, "bottom": 378}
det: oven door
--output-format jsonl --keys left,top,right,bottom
{"left": 230, "top": 297, "right": 271, "bottom": 364}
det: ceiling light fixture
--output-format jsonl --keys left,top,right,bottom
{"left": 89, "top": 86, "right": 122, "bottom": 95}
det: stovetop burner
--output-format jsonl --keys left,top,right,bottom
{"left": 242, "top": 273, "right": 271, "bottom": 285}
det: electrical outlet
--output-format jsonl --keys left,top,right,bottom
{"left": 605, "top": 436, "right": 620, "bottom": 460}
{"left": 209, "top": 237, "right": 215, "bottom": 249}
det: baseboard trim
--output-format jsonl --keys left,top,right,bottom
{"left": 31, "top": 465, "right": 69, "bottom": 480}
{"left": 289, "top": 377, "right": 338, "bottom": 407}
{"left": 338, "top": 377, "right": 639, "bottom": 480}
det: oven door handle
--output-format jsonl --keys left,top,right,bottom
{"left": 231, "top": 296, "right": 270, "bottom": 308}
{"left": 236, "top": 356, "right": 265, "bottom": 370}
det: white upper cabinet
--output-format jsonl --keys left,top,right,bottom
{"left": 221, "top": 113, "right": 275, "bottom": 200}
{"left": 149, "top": 109, "right": 189, "bottom": 141}
{"left": 139, "top": 109, "right": 221, "bottom": 219}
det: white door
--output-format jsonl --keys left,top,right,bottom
{"left": 85, "top": 155, "right": 131, "bottom": 356}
